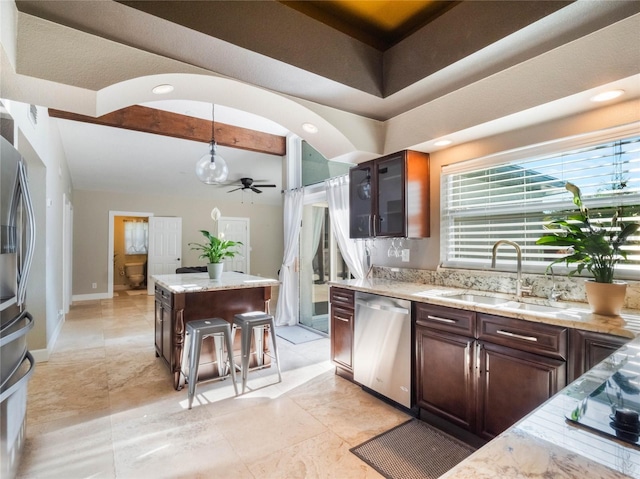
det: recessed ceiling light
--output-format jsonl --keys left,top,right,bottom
{"left": 434, "top": 139, "right": 453, "bottom": 147}
{"left": 302, "top": 122, "right": 318, "bottom": 134}
{"left": 152, "top": 84, "right": 174, "bottom": 95}
{"left": 590, "top": 89, "right": 624, "bottom": 102}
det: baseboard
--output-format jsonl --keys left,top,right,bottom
{"left": 30, "top": 348, "right": 49, "bottom": 363}
{"left": 72, "top": 292, "right": 110, "bottom": 301}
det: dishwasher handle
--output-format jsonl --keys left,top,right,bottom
{"left": 356, "top": 299, "right": 409, "bottom": 315}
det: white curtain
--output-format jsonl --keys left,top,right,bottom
{"left": 275, "top": 189, "right": 304, "bottom": 326}
{"left": 124, "top": 221, "right": 148, "bottom": 254}
{"left": 325, "top": 176, "right": 366, "bottom": 279}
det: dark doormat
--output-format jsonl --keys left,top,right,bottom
{"left": 350, "top": 419, "right": 476, "bottom": 479}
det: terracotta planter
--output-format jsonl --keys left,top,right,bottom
{"left": 207, "top": 263, "right": 224, "bottom": 280}
{"left": 585, "top": 280, "right": 627, "bottom": 316}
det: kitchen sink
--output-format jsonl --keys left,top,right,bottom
{"left": 445, "top": 294, "right": 509, "bottom": 305}
{"left": 499, "top": 301, "right": 563, "bottom": 313}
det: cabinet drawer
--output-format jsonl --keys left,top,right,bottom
{"left": 155, "top": 285, "right": 173, "bottom": 307}
{"left": 415, "top": 303, "right": 475, "bottom": 337}
{"left": 477, "top": 313, "right": 567, "bottom": 360}
{"left": 330, "top": 288, "right": 355, "bottom": 309}
{"left": 331, "top": 306, "right": 353, "bottom": 324}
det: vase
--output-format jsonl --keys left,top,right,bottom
{"left": 584, "top": 280, "right": 627, "bottom": 316}
{"left": 207, "top": 263, "right": 224, "bottom": 280}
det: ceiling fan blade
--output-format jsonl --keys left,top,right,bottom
{"left": 253, "top": 184, "right": 276, "bottom": 188}
{"left": 227, "top": 187, "right": 243, "bottom": 193}
{"left": 251, "top": 187, "right": 263, "bottom": 193}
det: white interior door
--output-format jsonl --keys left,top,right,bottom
{"left": 217, "top": 217, "right": 250, "bottom": 274}
{"left": 147, "top": 216, "right": 182, "bottom": 294}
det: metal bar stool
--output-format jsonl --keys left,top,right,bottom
{"left": 182, "top": 318, "right": 238, "bottom": 409}
{"left": 232, "top": 312, "right": 282, "bottom": 393}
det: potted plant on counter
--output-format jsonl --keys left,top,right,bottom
{"left": 189, "top": 229, "right": 242, "bottom": 280}
{"left": 536, "top": 182, "right": 638, "bottom": 316}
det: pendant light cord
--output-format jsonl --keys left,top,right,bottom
{"left": 211, "top": 104, "right": 215, "bottom": 145}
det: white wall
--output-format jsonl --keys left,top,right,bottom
{"left": 72, "top": 190, "right": 284, "bottom": 296}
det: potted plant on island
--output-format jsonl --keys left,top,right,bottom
{"left": 189, "top": 229, "right": 242, "bottom": 280}
{"left": 536, "top": 182, "right": 639, "bottom": 316}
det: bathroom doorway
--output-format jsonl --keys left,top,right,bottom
{"left": 107, "top": 211, "right": 153, "bottom": 298}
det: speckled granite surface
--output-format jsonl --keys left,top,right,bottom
{"left": 330, "top": 277, "right": 640, "bottom": 338}
{"left": 152, "top": 271, "right": 279, "bottom": 293}
{"left": 373, "top": 266, "right": 640, "bottom": 310}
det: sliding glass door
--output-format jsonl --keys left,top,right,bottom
{"left": 299, "top": 204, "right": 348, "bottom": 334}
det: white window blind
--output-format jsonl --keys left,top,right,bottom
{"left": 441, "top": 133, "right": 640, "bottom": 279}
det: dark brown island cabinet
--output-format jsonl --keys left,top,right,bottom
{"left": 154, "top": 282, "right": 274, "bottom": 390}
{"left": 349, "top": 150, "right": 430, "bottom": 239}
{"left": 329, "top": 287, "right": 355, "bottom": 381}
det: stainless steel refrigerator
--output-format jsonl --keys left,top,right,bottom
{"left": 1, "top": 136, "right": 36, "bottom": 479}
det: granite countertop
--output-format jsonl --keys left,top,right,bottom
{"left": 441, "top": 335, "right": 640, "bottom": 478}
{"left": 330, "top": 278, "right": 640, "bottom": 338}
{"left": 153, "top": 271, "right": 279, "bottom": 294}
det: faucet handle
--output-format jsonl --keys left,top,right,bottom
{"left": 549, "top": 286, "right": 562, "bottom": 301}
{"left": 520, "top": 284, "right": 533, "bottom": 296}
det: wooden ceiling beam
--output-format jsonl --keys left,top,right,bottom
{"left": 48, "top": 105, "right": 287, "bottom": 156}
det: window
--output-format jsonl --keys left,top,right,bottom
{"left": 124, "top": 220, "right": 148, "bottom": 255}
{"left": 441, "top": 128, "right": 640, "bottom": 279}
{"left": 301, "top": 141, "right": 351, "bottom": 186}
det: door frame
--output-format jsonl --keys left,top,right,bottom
{"left": 107, "top": 210, "right": 153, "bottom": 298}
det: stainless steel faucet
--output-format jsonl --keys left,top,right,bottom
{"left": 491, "top": 240, "right": 532, "bottom": 298}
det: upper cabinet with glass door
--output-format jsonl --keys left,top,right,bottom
{"left": 349, "top": 150, "right": 430, "bottom": 239}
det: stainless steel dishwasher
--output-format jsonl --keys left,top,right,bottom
{"left": 354, "top": 292, "right": 412, "bottom": 408}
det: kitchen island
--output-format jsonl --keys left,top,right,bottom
{"left": 152, "top": 271, "right": 279, "bottom": 389}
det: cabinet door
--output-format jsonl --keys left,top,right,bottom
{"left": 477, "top": 342, "right": 565, "bottom": 440}
{"left": 161, "top": 305, "right": 172, "bottom": 366}
{"left": 568, "top": 329, "right": 631, "bottom": 382}
{"left": 331, "top": 305, "right": 353, "bottom": 371}
{"left": 376, "top": 153, "right": 405, "bottom": 237}
{"left": 416, "top": 327, "right": 475, "bottom": 430}
{"left": 154, "top": 298, "right": 163, "bottom": 358}
{"left": 349, "top": 162, "right": 374, "bottom": 239}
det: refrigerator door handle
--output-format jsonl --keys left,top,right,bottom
{"left": 15, "top": 160, "right": 36, "bottom": 307}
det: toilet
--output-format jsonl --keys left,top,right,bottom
{"left": 124, "top": 262, "right": 146, "bottom": 289}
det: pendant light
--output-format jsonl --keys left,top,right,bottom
{"left": 195, "top": 104, "right": 229, "bottom": 184}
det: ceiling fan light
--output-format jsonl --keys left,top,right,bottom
{"left": 195, "top": 141, "right": 229, "bottom": 184}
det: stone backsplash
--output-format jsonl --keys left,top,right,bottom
{"left": 373, "top": 266, "right": 640, "bottom": 310}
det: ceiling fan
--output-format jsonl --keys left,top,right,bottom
{"left": 227, "top": 177, "right": 277, "bottom": 194}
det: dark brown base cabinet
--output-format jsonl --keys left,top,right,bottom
{"left": 416, "top": 304, "right": 567, "bottom": 440}
{"left": 568, "top": 329, "right": 631, "bottom": 382}
{"left": 417, "top": 328, "right": 475, "bottom": 430}
{"left": 330, "top": 287, "right": 355, "bottom": 379}
{"left": 476, "top": 342, "right": 565, "bottom": 439}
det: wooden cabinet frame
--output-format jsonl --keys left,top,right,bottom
{"left": 349, "top": 150, "right": 430, "bottom": 239}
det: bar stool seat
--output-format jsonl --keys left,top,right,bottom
{"left": 232, "top": 312, "right": 282, "bottom": 393}
{"left": 183, "top": 318, "right": 238, "bottom": 409}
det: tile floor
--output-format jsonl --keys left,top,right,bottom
{"left": 18, "top": 294, "right": 410, "bottom": 478}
